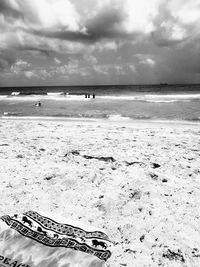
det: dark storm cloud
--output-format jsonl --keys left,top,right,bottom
{"left": 0, "top": 51, "right": 16, "bottom": 71}
{"left": 27, "top": 7, "right": 133, "bottom": 44}
{"left": 1, "top": 0, "right": 200, "bottom": 85}
{"left": 0, "top": 0, "right": 134, "bottom": 44}
{"left": 18, "top": 45, "right": 53, "bottom": 57}
{"left": 0, "top": 58, "right": 10, "bottom": 70}
{"left": 0, "top": 0, "right": 23, "bottom": 20}
{"left": 85, "top": 7, "right": 126, "bottom": 40}
{"left": 165, "top": 39, "right": 200, "bottom": 74}
{"left": 151, "top": 3, "right": 187, "bottom": 47}
{"left": 31, "top": 28, "right": 132, "bottom": 44}
{"left": 29, "top": 29, "right": 90, "bottom": 43}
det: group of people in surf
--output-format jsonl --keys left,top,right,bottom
{"left": 85, "top": 93, "right": 95, "bottom": 98}
{"left": 35, "top": 93, "right": 95, "bottom": 107}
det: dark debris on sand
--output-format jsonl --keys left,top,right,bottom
{"left": 162, "top": 249, "right": 185, "bottom": 263}
{"left": 82, "top": 155, "right": 116, "bottom": 162}
{"left": 64, "top": 150, "right": 80, "bottom": 157}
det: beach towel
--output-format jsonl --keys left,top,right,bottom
{"left": 0, "top": 210, "right": 112, "bottom": 267}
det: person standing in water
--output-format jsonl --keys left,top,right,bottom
{"left": 35, "top": 101, "right": 41, "bottom": 107}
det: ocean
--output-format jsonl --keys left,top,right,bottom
{"left": 0, "top": 84, "right": 200, "bottom": 122}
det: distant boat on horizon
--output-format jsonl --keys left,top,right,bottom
{"left": 159, "top": 83, "right": 168, "bottom": 86}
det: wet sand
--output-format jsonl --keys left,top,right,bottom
{"left": 0, "top": 118, "right": 200, "bottom": 266}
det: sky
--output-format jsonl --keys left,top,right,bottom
{"left": 0, "top": 0, "right": 200, "bottom": 86}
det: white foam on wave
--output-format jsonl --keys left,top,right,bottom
{"left": 0, "top": 94, "right": 91, "bottom": 101}
{"left": 108, "top": 114, "right": 132, "bottom": 121}
{"left": 0, "top": 95, "right": 8, "bottom": 99}
{"left": 47, "top": 92, "right": 65, "bottom": 96}
{"left": 146, "top": 94, "right": 200, "bottom": 100}
{"left": 145, "top": 100, "right": 191, "bottom": 103}
{"left": 98, "top": 96, "right": 138, "bottom": 100}
{"left": 1, "top": 93, "right": 200, "bottom": 103}
{"left": 7, "top": 96, "right": 41, "bottom": 101}
{"left": 53, "top": 94, "right": 90, "bottom": 100}
{"left": 11, "top": 92, "right": 20, "bottom": 96}
{"left": 98, "top": 93, "right": 200, "bottom": 102}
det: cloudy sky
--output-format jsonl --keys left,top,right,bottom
{"left": 0, "top": 0, "right": 200, "bottom": 86}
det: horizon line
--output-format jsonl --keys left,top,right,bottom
{"left": 0, "top": 83, "right": 200, "bottom": 88}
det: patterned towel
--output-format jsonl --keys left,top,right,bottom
{"left": 0, "top": 211, "right": 112, "bottom": 267}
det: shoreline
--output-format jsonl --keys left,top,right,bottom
{"left": 1, "top": 115, "right": 200, "bottom": 127}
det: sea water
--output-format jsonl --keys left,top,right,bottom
{"left": 0, "top": 84, "right": 200, "bottom": 122}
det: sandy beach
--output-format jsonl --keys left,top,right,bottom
{"left": 0, "top": 118, "right": 199, "bottom": 266}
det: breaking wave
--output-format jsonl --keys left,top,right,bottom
{"left": 107, "top": 114, "right": 151, "bottom": 121}
{"left": 98, "top": 93, "right": 200, "bottom": 102}
{"left": 0, "top": 94, "right": 92, "bottom": 101}
{"left": 107, "top": 114, "right": 133, "bottom": 121}
{"left": 0, "top": 93, "right": 200, "bottom": 103}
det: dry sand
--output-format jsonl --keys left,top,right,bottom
{"left": 0, "top": 118, "right": 200, "bottom": 266}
